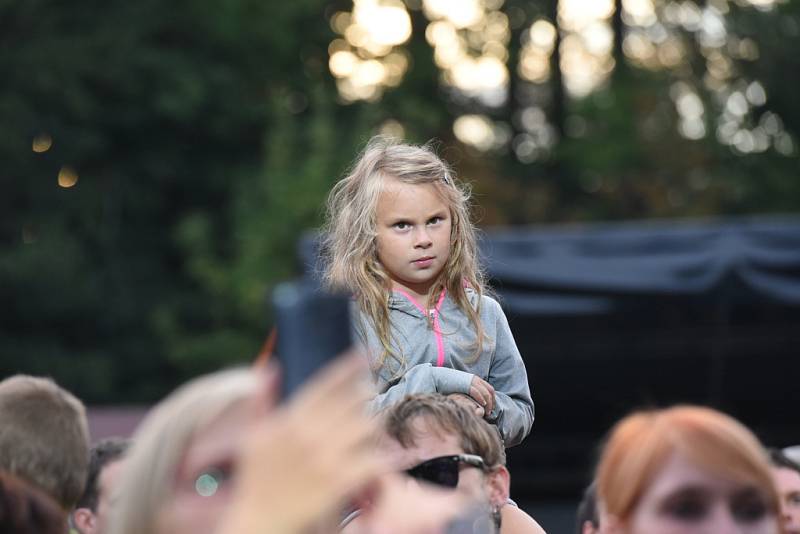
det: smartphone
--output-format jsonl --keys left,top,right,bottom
{"left": 272, "top": 280, "right": 352, "bottom": 400}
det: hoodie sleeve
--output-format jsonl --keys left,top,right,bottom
{"left": 365, "top": 363, "right": 474, "bottom": 414}
{"left": 352, "top": 303, "right": 475, "bottom": 413}
{"left": 483, "top": 297, "right": 534, "bottom": 447}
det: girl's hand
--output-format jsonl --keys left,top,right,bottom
{"left": 447, "top": 393, "right": 485, "bottom": 418}
{"left": 468, "top": 375, "right": 495, "bottom": 417}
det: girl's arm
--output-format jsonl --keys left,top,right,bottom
{"left": 366, "top": 363, "right": 475, "bottom": 414}
{"left": 353, "top": 307, "right": 477, "bottom": 413}
{"left": 484, "top": 299, "right": 535, "bottom": 447}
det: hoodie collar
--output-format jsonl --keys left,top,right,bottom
{"left": 388, "top": 288, "right": 447, "bottom": 317}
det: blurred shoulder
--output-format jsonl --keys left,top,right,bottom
{"left": 501, "top": 505, "right": 548, "bottom": 534}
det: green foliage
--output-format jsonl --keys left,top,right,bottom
{"left": 0, "top": 0, "right": 347, "bottom": 400}
{"left": 1, "top": 0, "right": 798, "bottom": 402}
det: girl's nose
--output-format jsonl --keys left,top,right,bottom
{"left": 414, "top": 228, "right": 432, "bottom": 248}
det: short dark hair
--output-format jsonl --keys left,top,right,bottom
{"left": 77, "top": 438, "right": 131, "bottom": 511}
{"left": 576, "top": 481, "right": 598, "bottom": 534}
{"left": 0, "top": 375, "right": 90, "bottom": 509}
{"left": 768, "top": 447, "right": 800, "bottom": 474}
{"left": 0, "top": 471, "right": 67, "bottom": 534}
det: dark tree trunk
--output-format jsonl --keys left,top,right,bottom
{"left": 548, "top": 0, "right": 565, "bottom": 139}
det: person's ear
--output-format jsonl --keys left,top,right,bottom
{"left": 72, "top": 507, "right": 96, "bottom": 534}
{"left": 485, "top": 465, "right": 510, "bottom": 508}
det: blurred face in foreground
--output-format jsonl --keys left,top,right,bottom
{"left": 773, "top": 466, "right": 800, "bottom": 534}
{"left": 618, "top": 452, "right": 779, "bottom": 534}
{"left": 153, "top": 402, "right": 250, "bottom": 534}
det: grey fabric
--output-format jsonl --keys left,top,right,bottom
{"left": 353, "top": 289, "right": 534, "bottom": 447}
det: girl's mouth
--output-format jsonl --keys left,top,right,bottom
{"left": 413, "top": 257, "right": 434, "bottom": 267}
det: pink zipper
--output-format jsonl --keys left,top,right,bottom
{"left": 393, "top": 289, "right": 447, "bottom": 367}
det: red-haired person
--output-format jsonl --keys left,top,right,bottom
{"left": 596, "top": 405, "right": 781, "bottom": 534}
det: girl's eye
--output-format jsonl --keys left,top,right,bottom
{"left": 427, "top": 216, "right": 443, "bottom": 225}
{"left": 393, "top": 222, "right": 410, "bottom": 230}
{"left": 788, "top": 492, "right": 800, "bottom": 507}
{"left": 731, "top": 490, "right": 768, "bottom": 522}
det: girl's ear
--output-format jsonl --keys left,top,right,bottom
{"left": 485, "top": 465, "right": 510, "bottom": 508}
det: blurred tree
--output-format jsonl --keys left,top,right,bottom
{"left": 1, "top": 0, "right": 798, "bottom": 402}
{"left": 0, "top": 0, "right": 364, "bottom": 400}
{"left": 325, "top": 0, "right": 799, "bottom": 221}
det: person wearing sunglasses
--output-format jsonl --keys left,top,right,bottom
{"left": 342, "top": 393, "right": 546, "bottom": 534}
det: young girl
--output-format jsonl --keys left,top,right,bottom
{"left": 322, "top": 136, "right": 533, "bottom": 447}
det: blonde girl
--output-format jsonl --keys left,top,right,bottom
{"left": 323, "top": 136, "right": 533, "bottom": 447}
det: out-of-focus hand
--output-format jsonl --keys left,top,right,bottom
{"left": 467, "top": 375, "right": 495, "bottom": 418}
{"left": 343, "top": 472, "right": 469, "bottom": 534}
{"left": 447, "top": 393, "right": 484, "bottom": 418}
{"left": 216, "top": 352, "right": 382, "bottom": 534}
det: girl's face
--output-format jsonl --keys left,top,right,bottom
{"left": 154, "top": 402, "right": 251, "bottom": 534}
{"left": 617, "top": 452, "right": 778, "bottom": 534}
{"left": 375, "top": 178, "right": 452, "bottom": 302}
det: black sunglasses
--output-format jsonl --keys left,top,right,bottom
{"left": 405, "top": 454, "right": 487, "bottom": 488}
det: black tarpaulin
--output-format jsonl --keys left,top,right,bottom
{"left": 482, "top": 216, "right": 800, "bottom": 314}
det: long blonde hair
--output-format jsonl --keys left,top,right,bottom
{"left": 322, "top": 136, "right": 486, "bottom": 374}
{"left": 108, "top": 368, "right": 258, "bottom": 534}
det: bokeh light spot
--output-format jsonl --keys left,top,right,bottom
{"left": 58, "top": 167, "right": 78, "bottom": 188}
{"left": 32, "top": 133, "right": 52, "bottom": 153}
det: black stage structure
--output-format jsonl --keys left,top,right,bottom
{"left": 300, "top": 215, "right": 800, "bottom": 499}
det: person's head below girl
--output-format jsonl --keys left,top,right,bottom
{"left": 323, "top": 135, "right": 485, "bottom": 362}
{"left": 595, "top": 405, "right": 782, "bottom": 534}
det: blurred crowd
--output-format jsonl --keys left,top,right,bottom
{"left": 0, "top": 354, "right": 798, "bottom": 534}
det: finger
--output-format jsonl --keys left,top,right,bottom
{"left": 304, "top": 378, "right": 375, "bottom": 439}
{"left": 483, "top": 383, "right": 496, "bottom": 414}
{"left": 471, "top": 383, "right": 490, "bottom": 407}
{"left": 291, "top": 351, "right": 370, "bottom": 411}
{"left": 286, "top": 400, "right": 373, "bottom": 461}
{"left": 244, "top": 362, "right": 282, "bottom": 419}
{"left": 337, "top": 447, "right": 385, "bottom": 495}
{"left": 476, "top": 379, "right": 495, "bottom": 413}
{"left": 320, "top": 416, "right": 379, "bottom": 461}
{"left": 468, "top": 387, "right": 483, "bottom": 408}
{"left": 302, "top": 438, "right": 385, "bottom": 516}
{"left": 299, "top": 393, "right": 379, "bottom": 458}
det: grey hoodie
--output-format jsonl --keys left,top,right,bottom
{"left": 354, "top": 289, "right": 534, "bottom": 447}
